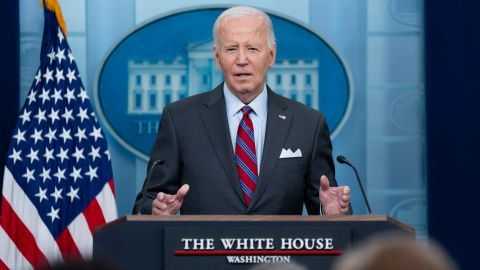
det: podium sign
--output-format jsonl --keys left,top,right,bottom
{"left": 164, "top": 226, "right": 350, "bottom": 268}
{"left": 93, "top": 215, "right": 414, "bottom": 270}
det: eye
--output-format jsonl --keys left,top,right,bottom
{"left": 226, "top": 47, "right": 237, "bottom": 53}
{"left": 248, "top": 47, "right": 259, "bottom": 52}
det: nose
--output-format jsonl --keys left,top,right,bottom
{"left": 236, "top": 48, "right": 248, "bottom": 66}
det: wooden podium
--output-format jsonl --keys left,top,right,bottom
{"left": 93, "top": 215, "right": 414, "bottom": 270}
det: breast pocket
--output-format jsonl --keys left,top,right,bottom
{"left": 276, "top": 157, "right": 305, "bottom": 167}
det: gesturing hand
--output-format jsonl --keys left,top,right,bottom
{"left": 319, "top": 175, "right": 350, "bottom": 215}
{"left": 152, "top": 184, "right": 190, "bottom": 215}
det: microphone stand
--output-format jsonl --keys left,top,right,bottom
{"left": 337, "top": 155, "right": 372, "bottom": 214}
{"left": 137, "top": 159, "right": 164, "bottom": 214}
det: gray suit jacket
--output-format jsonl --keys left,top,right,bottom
{"left": 132, "top": 84, "right": 337, "bottom": 215}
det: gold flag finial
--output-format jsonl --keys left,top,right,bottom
{"left": 40, "top": 0, "right": 67, "bottom": 37}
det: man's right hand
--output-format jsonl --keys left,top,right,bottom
{"left": 152, "top": 184, "right": 189, "bottom": 215}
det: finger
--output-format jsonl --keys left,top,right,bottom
{"left": 152, "top": 205, "right": 170, "bottom": 215}
{"left": 156, "top": 192, "right": 175, "bottom": 203}
{"left": 164, "top": 194, "right": 176, "bottom": 203}
{"left": 161, "top": 203, "right": 169, "bottom": 210}
{"left": 152, "top": 200, "right": 166, "bottom": 215}
{"left": 152, "top": 198, "right": 160, "bottom": 211}
{"left": 320, "top": 175, "right": 330, "bottom": 191}
{"left": 169, "top": 201, "right": 182, "bottom": 215}
{"left": 339, "top": 200, "right": 349, "bottom": 208}
{"left": 157, "top": 191, "right": 177, "bottom": 204}
{"left": 175, "top": 184, "right": 190, "bottom": 200}
{"left": 336, "top": 186, "right": 349, "bottom": 202}
{"left": 340, "top": 205, "right": 349, "bottom": 214}
{"left": 166, "top": 185, "right": 190, "bottom": 203}
{"left": 153, "top": 199, "right": 176, "bottom": 215}
{"left": 152, "top": 207, "right": 162, "bottom": 215}
{"left": 152, "top": 198, "right": 167, "bottom": 210}
{"left": 156, "top": 192, "right": 167, "bottom": 202}
{"left": 166, "top": 194, "right": 176, "bottom": 203}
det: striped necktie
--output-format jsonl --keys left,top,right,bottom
{"left": 235, "top": 106, "right": 258, "bottom": 206}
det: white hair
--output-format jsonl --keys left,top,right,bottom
{"left": 213, "top": 6, "right": 276, "bottom": 49}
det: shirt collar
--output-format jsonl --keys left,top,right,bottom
{"left": 223, "top": 82, "right": 268, "bottom": 121}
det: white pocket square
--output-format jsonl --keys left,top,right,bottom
{"left": 279, "top": 148, "right": 302, "bottom": 158}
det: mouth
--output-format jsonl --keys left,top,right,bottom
{"left": 234, "top": 73, "right": 253, "bottom": 79}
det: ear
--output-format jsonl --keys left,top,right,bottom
{"left": 268, "top": 44, "right": 277, "bottom": 68}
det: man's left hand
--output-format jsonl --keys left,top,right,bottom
{"left": 319, "top": 175, "right": 350, "bottom": 215}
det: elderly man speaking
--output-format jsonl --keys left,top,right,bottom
{"left": 133, "top": 6, "right": 351, "bottom": 216}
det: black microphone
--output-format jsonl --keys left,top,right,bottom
{"left": 137, "top": 159, "right": 164, "bottom": 214}
{"left": 336, "top": 155, "right": 372, "bottom": 215}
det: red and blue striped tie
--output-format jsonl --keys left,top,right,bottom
{"left": 235, "top": 106, "right": 258, "bottom": 205}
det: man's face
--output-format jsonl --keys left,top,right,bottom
{"left": 214, "top": 15, "right": 276, "bottom": 103}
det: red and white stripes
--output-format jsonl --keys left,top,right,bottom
{"left": 0, "top": 168, "right": 117, "bottom": 269}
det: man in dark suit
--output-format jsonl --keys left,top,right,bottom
{"left": 133, "top": 6, "right": 350, "bottom": 215}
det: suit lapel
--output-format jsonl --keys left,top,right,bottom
{"left": 199, "top": 85, "right": 245, "bottom": 204}
{"left": 248, "top": 89, "right": 292, "bottom": 210}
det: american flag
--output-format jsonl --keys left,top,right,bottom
{"left": 0, "top": 3, "right": 117, "bottom": 269}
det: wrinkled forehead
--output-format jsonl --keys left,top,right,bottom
{"left": 217, "top": 15, "right": 268, "bottom": 37}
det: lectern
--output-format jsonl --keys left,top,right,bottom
{"left": 93, "top": 215, "right": 414, "bottom": 270}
